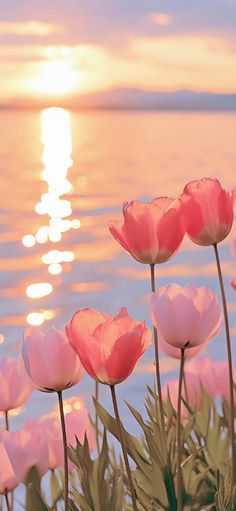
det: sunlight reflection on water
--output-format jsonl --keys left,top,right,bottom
{"left": 0, "top": 110, "right": 235, "bottom": 429}
{"left": 21, "top": 107, "right": 80, "bottom": 325}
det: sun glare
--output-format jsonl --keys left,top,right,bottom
{"left": 30, "top": 54, "right": 84, "bottom": 96}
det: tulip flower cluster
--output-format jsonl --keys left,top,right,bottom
{"left": 0, "top": 177, "right": 235, "bottom": 511}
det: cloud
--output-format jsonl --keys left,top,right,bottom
{"left": 0, "top": 20, "right": 65, "bottom": 36}
{"left": 149, "top": 13, "right": 172, "bottom": 27}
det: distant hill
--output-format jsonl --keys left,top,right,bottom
{"left": 1, "top": 88, "right": 236, "bottom": 111}
{"left": 76, "top": 89, "right": 236, "bottom": 111}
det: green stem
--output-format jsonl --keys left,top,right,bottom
{"left": 95, "top": 381, "right": 100, "bottom": 453}
{"left": 177, "top": 349, "right": 185, "bottom": 511}
{"left": 5, "top": 411, "right": 14, "bottom": 511}
{"left": 57, "top": 391, "right": 69, "bottom": 511}
{"left": 183, "top": 366, "right": 189, "bottom": 405}
{"left": 213, "top": 243, "right": 236, "bottom": 485}
{"left": 110, "top": 385, "right": 138, "bottom": 511}
{"left": 150, "top": 264, "right": 165, "bottom": 435}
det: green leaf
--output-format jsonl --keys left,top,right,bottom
{"left": 94, "top": 398, "right": 149, "bottom": 467}
{"left": 26, "top": 484, "right": 49, "bottom": 511}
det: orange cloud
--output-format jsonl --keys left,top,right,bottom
{"left": 0, "top": 21, "right": 65, "bottom": 36}
{"left": 149, "top": 12, "right": 172, "bottom": 26}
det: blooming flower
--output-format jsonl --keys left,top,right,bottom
{"left": 25, "top": 396, "right": 96, "bottom": 471}
{"left": 1, "top": 428, "right": 48, "bottom": 484}
{"left": 150, "top": 284, "right": 221, "bottom": 350}
{"left": 109, "top": 197, "right": 185, "bottom": 264}
{"left": 20, "top": 326, "right": 83, "bottom": 392}
{"left": 181, "top": 178, "right": 235, "bottom": 246}
{"left": 67, "top": 307, "right": 151, "bottom": 385}
{"left": 0, "top": 358, "right": 33, "bottom": 413}
{"left": 0, "top": 444, "right": 18, "bottom": 494}
{"left": 158, "top": 333, "right": 204, "bottom": 360}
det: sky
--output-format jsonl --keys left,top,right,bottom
{"left": 1, "top": 0, "right": 236, "bottom": 103}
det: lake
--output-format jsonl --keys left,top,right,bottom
{"left": 0, "top": 108, "right": 235, "bottom": 430}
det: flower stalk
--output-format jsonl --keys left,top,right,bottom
{"left": 177, "top": 348, "right": 185, "bottom": 511}
{"left": 150, "top": 264, "right": 165, "bottom": 433}
{"left": 213, "top": 243, "right": 236, "bottom": 485}
{"left": 57, "top": 391, "right": 69, "bottom": 511}
{"left": 110, "top": 385, "right": 138, "bottom": 511}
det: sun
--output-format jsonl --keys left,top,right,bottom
{"left": 30, "top": 57, "right": 84, "bottom": 96}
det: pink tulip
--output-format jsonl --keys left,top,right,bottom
{"left": 26, "top": 396, "right": 96, "bottom": 471}
{"left": 150, "top": 284, "right": 222, "bottom": 350}
{"left": 213, "top": 361, "right": 236, "bottom": 403}
{"left": 163, "top": 372, "right": 202, "bottom": 415}
{"left": 67, "top": 307, "right": 151, "bottom": 385}
{"left": 181, "top": 178, "right": 234, "bottom": 246}
{"left": 20, "top": 326, "right": 83, "bottom": 392}
{"left": 0, "top": 358, "right": 33, "bottom": 413}
{"left": 0, "top": 444, "right": 19, "bottom": 494}
{"left": 2, "top": 428, "right": 48, "bottom": 484}
{"left": 231, "top": 281, "right": 236, "bottom": 291}
{"left": 109, "top": 197, "right": 185, "bottom": 264}
{"left": 158, "top": 333, "right": 204, "bottom": 360}
{"left": 185, "top": 357, "right": 218, "bottom": 399}
{"left": 25, "top": 417, "right": 63, "bottom": 470}
{"left": 62, "top": 396, "right": 97, "bottom": 451}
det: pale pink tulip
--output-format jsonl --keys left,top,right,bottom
{"left": 0, "top": 444, "right": 19, "bottom": 493}
{"left": 109, "top": 197, "right": 185, "bottom": 264}
{"left": 62, "top": 396, "right": 97, "bottom": 451}
{"left": 26, "top": 396, "right": 96, "bottom": 470}
{"left": 158, "top": 333, "right": 204, "bottom": 360}
{"left": 20, "top": 326, "right": 83, "bottom": 392}
{"left": 163, "top": 372, "right": 202, "bottom": 416}
{"left": 25, "top": 417, "right": 63, "bottom": 470}
{"left": 150, "top": 284, "right": 221, "bottom": 350}
{"left": 67, "top": 307, "right": 151, "bottom": 385}
{"left": 0, "top": 358, "right": 33, "bottom": 413}
{"left": 185, "top": 357, "right": 218, "bottom": 399}
{"left": 213, "top": 361, "right": 236, "bottom": 403}
{"left": 2, "top": 428, "right": 48, "bottom": 484}
{"left": 181, "top": 178, "right": 234, "bottom": 246}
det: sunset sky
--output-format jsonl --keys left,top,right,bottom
{"left": 1, "top": 0, "right": 236, "bottom": 102}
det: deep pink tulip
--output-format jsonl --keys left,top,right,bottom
{"left": 2, "top": 428, "right": 48, "bottom": 484}
{"left": 181, "top": 178, "right": 235, "bottom": 246}
{"left": 0, "top": 444, "right": 18, "bottom": 493}
{"left": 0, "top": 358, "right": 33, "bottom": 413}
{"left": 67, "top": 307, "right": 151, "bottom": 385}
{"left": 231, "top": 281, "right": 236, "bottom": 291}
{"left": 20, "top": 326, "right": 83, "bottom": 392}
{"left": 150, "top": 284, "right": 222, "bottom": 350}
{"left": 109, "top": 197, "right": 185, "bottom": 264}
